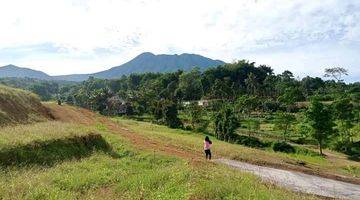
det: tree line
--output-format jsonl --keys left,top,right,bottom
{"left": 56, "top": 61, "right": 359, "bottom": 157}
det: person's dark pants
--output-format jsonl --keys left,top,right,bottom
{"left": 204, "top": 149, "right": 211, "bottom": 160}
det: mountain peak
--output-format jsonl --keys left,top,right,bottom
{"left": 136, "top": 52, "right": 156, "bottom": 58}
{"left": 93, "top": 52, "right": 226, "bottom": 79}
{"left": 2, "top": 64, "right": 19, "bottom": 68}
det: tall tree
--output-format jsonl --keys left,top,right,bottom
{"left": 163, "top": 100, "right": 182, "bottom": 128}
{"left": 214, "top": 104, "right": 239, "bottom": 142}
{"left": 210, "top": 79, "right": 233, "bottom": 100}
{"left": 177, "top": 68, "right": 203, "bottom": 100}
{"left": 186, "top": 102, "right": 204, "bottom": 130}
{"left": 301, "top": 76, "right": 324, "bottom": 98}
{"left": 324, "top": 67, "right": 348, "bottom": 82}
{"left": 306, "top": 99, "right": 335, "bottom": 155}
{"left": 274, "top": 112, "right": 296, "bottom": 141}
{"left": 245, "top": 72, "right": 259, "bottom": 96}
{"left": 151, "top": 99, "right": 182, "bottom": 128}
{"left": 332, "top": 97, "right": 354, "bottom": 142}
{"left": 235, "top": 95, "right": 259, "bottom": 117}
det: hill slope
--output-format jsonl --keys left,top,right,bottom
{"left": 0, "top": 64, "right": 52, "bottom": 80}
{"left": 0, "top": 103, "right": 318, "bottom": 199}
{"left": 0, "top": 85, "right": 52, "bottom": 126}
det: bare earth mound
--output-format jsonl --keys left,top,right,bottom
{"left": 0, "top": 85, "right": 53, "bottom": 126}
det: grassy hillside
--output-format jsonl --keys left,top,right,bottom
{"left": 113, "top": 118, "right": 360, "bottom": 182}
{"left": 0, "top": 85, "right": 52, "bottom": 126}
{"left": 0, "top": 104, "right": 318, "bottom": 199}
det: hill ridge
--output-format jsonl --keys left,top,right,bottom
{"left": 1, "top": 52, "right": 226, "bottom": 82}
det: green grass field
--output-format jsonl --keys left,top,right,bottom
{"left": 113, "top": 118, "right": 360, "bottom": 180}
{"left": 0, "top": 96, "right": 357, "bottom": 199}
{"left": 0, "top": 118, "right": 318, "bottom": 199}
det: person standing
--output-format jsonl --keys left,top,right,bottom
{"left": 204, "top": 136, "right": 212, "bottom": 160}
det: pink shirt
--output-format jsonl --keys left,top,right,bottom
{"left": 204, "top": 141, "right": 212, "bottom": 150}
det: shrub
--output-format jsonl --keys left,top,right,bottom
{"left": 195, "top": 121, "right": 209, "bottom": 133}
{"left": 272, "top": 142, "right": 295, "bottom": 153}
{"left": 332, "top": 141, "right": 360, "bottom": 160}
{"left": 234, "top": 135, "right": 266, "bottom": 148}
{"left": 184, "top": 125, "right": 193, "bottom": 131}
{"left": 294, "top": 147, "right": 319, "bottom": 156}
{"left": 262, "top": 100, "right": 280, "bottom": 112}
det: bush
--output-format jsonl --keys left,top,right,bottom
{"left": 262, "top": 100, "right": 280, "bottom": 112}
{"left": 272, "top": 142, "right": 295, "bottom": 153}
{"left": 234, "top": 135, "right": 266, "bottom": 148}
{"left": 184, "top": 125, "right": 193, "bottom": 131}
{"left": 332, "top": 141, "right": 360, "bottom": 160}
{"left": 195, "top": 121, "right": 209, "bottom": 133}
{"left": 294, "top": 146, "right": 319, "bottom": 156}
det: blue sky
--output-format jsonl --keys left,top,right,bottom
{"left": 0, "top": 0, "right": 359, "bottom": 82}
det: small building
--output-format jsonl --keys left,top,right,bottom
{"left": 182, "top": 99, "right": 211, "bottom": 107}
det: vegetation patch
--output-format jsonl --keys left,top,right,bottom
{"left": 0, "top": 133, "right": 112, "bottom": 167}
{"left": 234, "top": 135, "right": 268, "bottom": 148}
{"left": 272, "top": 142, "right": 296, "bottom": 153}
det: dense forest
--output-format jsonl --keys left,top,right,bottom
{"left": 3, "top": 61, "right": 359, "bottom": 158}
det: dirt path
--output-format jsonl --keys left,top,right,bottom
{"left": 216, "top": 158, "right": 360, "bottom": 200}
{"left": 46, "top": 104, "right": 200, "bottom": 161}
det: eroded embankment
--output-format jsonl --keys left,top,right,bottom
{"left": 0, "top": 85, "right": 53, "bottom": 126}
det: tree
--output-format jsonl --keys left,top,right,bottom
{"left": 210, "top": 79, "right": 233, "bottom": 100}
{"left": 151, "top": 99, "right": 182, "bottom": 128}
{"left": 177, "top": 68, "right": 203, "bottom": 100}
{"left": 245, "top": 72, "right": 259, "bottom": 96}
{"left": 295, "top": 122, "right": 312, "bottom": 141}
{"left": 28, "top": 82, "right": 59, "bottom": 101}
{"left": 324, "top": 67, "right": 348, "bottom": 82}
{"left": 163, "top": 100, "right": 182, "bottom": 128}
{"left": 306, "top": 99, "right": 335, "bottom": 155}
{"left": 151, "top": 100, "right": 164, "bottom": 120}
{"left": 186, "top": 102, "right": 204, "bottom": 130}
{"left": 214, "top": 104, "right": 239, "bottom": 142}
{"left": 274, "top": 112, "right": 296, "bottom": 141}
{"left": 128, "top": 74, "right": 142, "bottom": 90}
{"left": 244, "top": 119, "right": 260, "bottom": 136}
{"left": 235, "top": 95, "right": 259, "bottom": 117}
{"left": 88, "top": 88, "right": 112, "bottom": 113}
{"left": 301, "top": 76, "right": 324, "bottom": 98}
{"left": 277, "top": 87, "right": 303, "bottom": 110}
{"left": 332, "top": 97, "right": 354, "bottom": 142}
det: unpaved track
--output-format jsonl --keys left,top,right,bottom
{"left": 216, "top": 158, "right": 360, "bottom": 200}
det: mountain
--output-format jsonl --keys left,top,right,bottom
{"left": 2, "top": 53, "right": 225, "bottom": 82}
{"left": 91, "top": 52, "right": 225, "bottom": 79}
{"left": 0, "top": 64, "right": 52, "bottom": 80}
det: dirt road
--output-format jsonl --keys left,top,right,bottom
{"left": 216, "top": 158, "right": 360, "bottom": 199}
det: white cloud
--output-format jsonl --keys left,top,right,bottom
{"left": 0, "top": 0, "right": 359, "bottom": 81}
